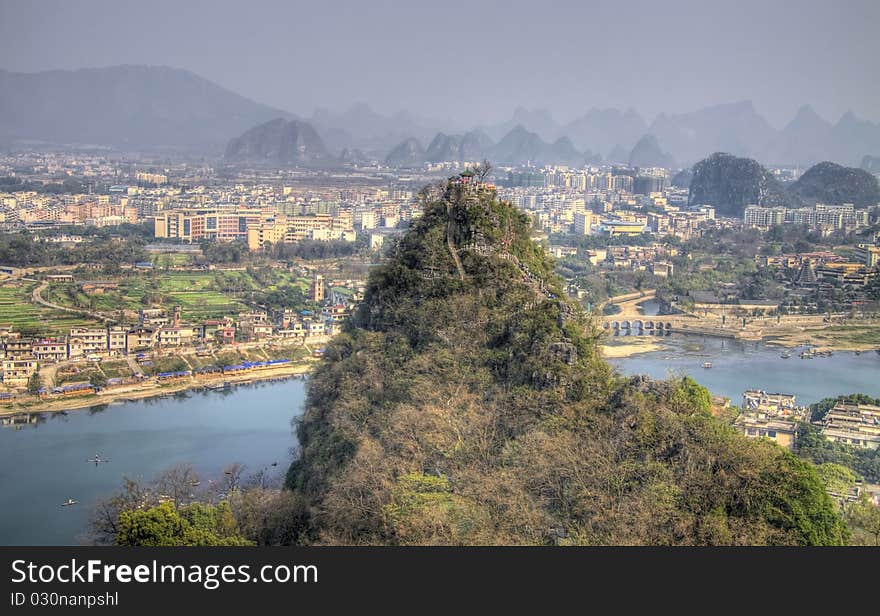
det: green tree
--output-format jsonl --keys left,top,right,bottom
{"left": 116, "top": 501, "right": 252, "bottom": 546}
{"left": 845, "top": 496, "right": 880, "bottom": 546}
{"left": 27, "top": 369, "right": 42, "bottom": 395}
{"left": 815, "top": 463, "right": 857, "bottom": 496}
{"left": 89, "top": 372, "right": 108, "bottom": 389}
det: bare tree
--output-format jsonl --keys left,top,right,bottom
{"left": 474, "top": 159, "right": 493, "bottom": 183}
{"left": 216, "top": 462, "right": 246, "bottom": 497}
{"left": 153, "top": 464, "right": 200, "bottom": 507}
{"left": 85, "top": 477, "right": 149, "bottom": 545}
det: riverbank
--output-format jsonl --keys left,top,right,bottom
{"left": 0, "top": 360, "right": 317, "bottom": 417}
{"left": 600, "top": 318, "right": 880, "bottom": 357}
{"left": 762, "top": 322, "right": 880, "bottom": 352}
{"left": 600, "top": 335, "right": 664, "bottom": 358}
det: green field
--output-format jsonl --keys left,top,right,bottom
{"left": 46, "top": 272, "right": 254, "bottom": 322}
{"left": 5, "top": 267, "right": 318, "bottom": 339}
{"left": 0, "top": 282, "right": 103, "bottom": 336}
{"left": 99, "top": 360, "right": 135, "bottom": 379}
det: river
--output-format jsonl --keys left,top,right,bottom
{"left": 609, "top": 334, "right": 880, "bottom": 405}
{"left": 1, "top": 336, "right": 878, "bottom": 546}
{"left": 0, "top": 378, "right": 307, "bottom": 546}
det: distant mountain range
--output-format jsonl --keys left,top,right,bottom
{"left": 0, "top": 65, "right": 293, "bottom": 150}
{"left": 383, "top": 125, "right": 589, "bottom": 168}
{"left": 2, "top": 65, "right": 880, "bottom": 168}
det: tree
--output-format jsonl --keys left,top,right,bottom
{"left": 845, "top": 496, "right": 880, "bottom": 546}
{"left": 815, "top": 463, "right": 857, "bottom": 497}
{"left": 88, "top": 477, "right": 150, "bottom": 545}
{"left": 27, "top": 369, "right": 42, "bottom": 395}
{"left": 473, "top": 160, "right": 493, "bottom": 183}
{"left": 116, "top": 501, "right": 252, "bottom": 546}
{"left": 89, "top": 372, "right": 108, "bottom": 389}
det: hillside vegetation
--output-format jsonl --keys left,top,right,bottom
{"left": 283, "top": 174, "right": 848, "bottom": 545}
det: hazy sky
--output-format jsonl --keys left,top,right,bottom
{"left": 1, "top": 0, "right": 878, "bottom": 127}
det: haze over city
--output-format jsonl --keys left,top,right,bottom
{"left": 1, "top": 0, "right": 878, "bottom": 127}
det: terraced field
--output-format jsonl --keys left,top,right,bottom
{"left": 31, "top": 268, "right": 316, "bottom": 332}
{"left": 45, "top": 272, "right": 253, "bottom": 322}
{"left": 0, "top": 282, "right": 103, "bottom": 335}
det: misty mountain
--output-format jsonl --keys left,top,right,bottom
{"left": 311, "top": 103, "right": 439, "bottom": 155}
{"left": 338, "top": 147, "right": 371, "bottom": 165}
{"left": 628, "top": 135, "right": 676, "bottom": 168}
{"left": 562, "top": 108, "right": 648, "bottom": 158}
{"left": 224, "top": 118, "right": 330, "bottom": 166}
{"left": 389, "top": 126, "right": 585, "bottom": 167}
{"left": 688, "top": 152, "right": 793, "bottom": 217}
{"left": 606, "top": 144, "right": 630, "bottom": 164}
{"left": 424, "top": 130, "right": 495, "bottom": 163}
{"left": 484, "top": 107, "right": 561, "bottom": 142}
{"left": 492, "top": 125, "right": 582, "bottom": 166}
{"left": 489, "top": 124, "right": 542, "bottom": 164}
{"left": 384, "top": 137, "right": 425, "bottom": 167}
{"left": 649, "top": 101, "right": 774, "bottom": 165}
{"left": 826, "top": 112, "right": 880, "bottom": 167}
{"left": 789, "top": 161, "right": 880, "bottom": 208}
{"left": 863, "top": 155, "right": 880, "bottom": 174}
{"left": 759, "top": 105, "right": 833, "bottom": 167}
{"left": 758, "top": 107, "right": 880, "bottom": 168}
{"left": 0, "top": 65, "right": 294, "bottom": 150}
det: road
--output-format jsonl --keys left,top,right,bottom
{"left": 30, "top": 280, "right": 116, "bottom": 324}
{"left": 606, "top": 289, "right": 657, "bottom": 318}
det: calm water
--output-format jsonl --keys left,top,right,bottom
{"left": 0, "top": 379, "right": 306, "bottom": 546}
{"left": 1, "top": 336, "right": 877, "bottom": 546}
{"left": 610, "top": 335, "right": 880, "bottom": 405}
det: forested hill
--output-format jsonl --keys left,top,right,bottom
{"left": 284, "top": 172, "right": 847, "bottom": 546}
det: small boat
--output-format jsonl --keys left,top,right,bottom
{"left": 702, "top": 362, "right": 713, "bottom": 369}
{"left": 780, "top": 352, "right": 791, "bottom": 359}
{"left": 87, "top": 454, "right": 109, "bottom": 465}
{"left": 61, "top": 499, "right": 78, "bottom": 507}
{"left": 271, "top": 462, "right": 278, "bottom": 467}
{"left": 854, "top": 350, "right": 862, "bottom": 356}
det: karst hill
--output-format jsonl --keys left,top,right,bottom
{"left": 284, "top": 172, "right": 847, "bottom": 546}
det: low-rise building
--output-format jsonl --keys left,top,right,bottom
{"left": 734, "top": 413, "right": 799, "bottom": 449}
{"left": 819, "top": 402, "right": 880, "bottom": 449}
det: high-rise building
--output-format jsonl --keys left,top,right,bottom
{"left": 573, "top": 212, "right": 593, "bottom": 235}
